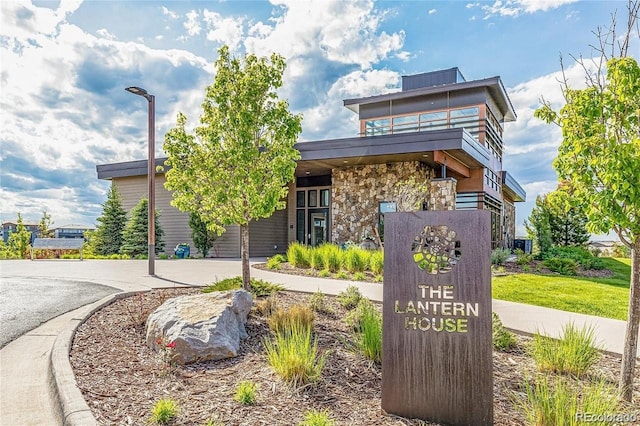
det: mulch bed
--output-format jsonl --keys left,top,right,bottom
{"left": 70, "top": 288, "right": 637, "bottom": 426}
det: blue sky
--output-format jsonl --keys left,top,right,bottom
{"left": 0, "top": 0, "right": 636, "bottom": 238}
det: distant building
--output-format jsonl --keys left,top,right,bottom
{"left": 587, "top": 240, "right": 618, "bottom": 257}
{"left": 1, "top": 222, "right": 39, "bottom": 244}
{"left": 51, "top": 224, "right": 95, "bottom": 239}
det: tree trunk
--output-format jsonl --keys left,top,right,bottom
{"left": 240, "top": 223, "right": 251, "bottom": 291}
{"left": 620, "top": 237, "right": 640, "bottom": 402}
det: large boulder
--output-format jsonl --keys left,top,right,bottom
{"left": 145, "top": 290, "right": 253, "bottom": 365}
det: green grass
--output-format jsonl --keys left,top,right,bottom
{"left": 354, "top": 301, "right": 382, "bottom": 362}
{"left": 493, "top": 258, "right": 631, "bottom": 320}
{"left": 530, "top": 324, "right": 602, "bottom": 376}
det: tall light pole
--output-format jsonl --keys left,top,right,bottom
{"left": 125, "top": 86, "right": 155, "bottom": 276}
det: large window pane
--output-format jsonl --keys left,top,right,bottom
{"left": 296, "top": 191, "right": 305, "bottom": 208}
{"left": 320, "top": 189, "right": 330, "bottom": 207}
{"left": 420, "top": 111, "right": 447, "bottom": 121}
{"left": 308, "top": 190, "right": 317, "bottom": 207}
{"left": 296, "top": 210, "right": 305, "bottom": 243}
{"left": 393, "top": 115, "right": 418, "bottom": 125}
{"left": 450, "top": 107, "right": 479, "bottom": 118}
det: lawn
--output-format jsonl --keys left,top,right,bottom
{"left": 492, "top": 258, "right": 631, "bottom": 320}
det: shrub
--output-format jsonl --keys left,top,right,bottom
{"left": 266, "top": 254, "right": 286, "bottom": 270}
{"left": 287, "top": 242, "right": 311, "bottom": 268}
{"left": 234, "top": 380, "right": 258, "bottom": 405}
{"left": 353, "top": 272, "right": 366, "bottom": 281}
{"left": 202, "top": 416, "right": 224, "bottom": 426}
{"left": 514, "top": 249, "right": 533, "bottom": 266}
{"left": 369, "top": 251, "right": 384, "bottom": 275}
{"left": 529, "top": 323, "right": 601, "bottom": 376}
{"left": 299, "top": 409, "right": 335, "bottom": 426}
{"left": 491, "top": 248, "right": 511, "bottom": 265}
{"left": 268, "top": 304, "right": 314, "bottom": 334}
{"left": 344, "top": 248, "right": 368, "bottom": 273}
{"left": 543, "top": 257, "right": 577, "bottom": 275}
{"left": 337, "top": 285, "right": 362, "bottom": 310}
{"left": 255, "top": 295, "right": 278, "bottom": 316}
{"left": 543, "top": 246, "right": 604, "bottom": 270}
{"left": 264, "top": 322, "right": 327, "bottom": 387}
{"left": 492, "top": 312, "right": 517, "bottom": 351}
{"left": 150, "top": 398, "right": 178, "bottom": 425}
{"left": 374, "top": 274, "right": 383, "bottom": 283}
{"left": 354, "top": 302, "right": 382, "bottom": 362}
{"left": 345, "top": 299, "right": 374, "bottom": 330}
{"left": 517, "top": 376, "right": 621, "bottom": 426}
{"left": 309, "top": 290, "right": 332, "bottom": 314}
{"left": 202, "top": 276, "right": 284, "bottom": 297}
{"left": 320, "top": 244, "right": 342, "bottom": 272}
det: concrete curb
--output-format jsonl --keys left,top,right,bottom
{"left": 49, "top": 291, "right": 139, "bottom": 426}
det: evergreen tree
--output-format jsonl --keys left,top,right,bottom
{"left": 189, "top": 212, "right": 217, "bottom": 258}
{"left": 548, "top": 207, "right": 590, "bottom": 247}
{"left": 524, "top": 195, "right": 553, "bottom": 255}
{"left": 120, "top": 198, "right": 164, "bottom": 257}
{"left": 94, "top": 183, "right": 127, "bottom": 255}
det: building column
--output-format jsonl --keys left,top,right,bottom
{"left": 428, "top": 178, "right": 457, "bottom": 211}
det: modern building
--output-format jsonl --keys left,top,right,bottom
{"left": 1, "top": 221, "right": 39, "bottom": 244}
{"left": 97, "top": 68, "right": 525, "bottom": 257}
{"left": 52, "top": 225, "right": 95, "bottom": 239}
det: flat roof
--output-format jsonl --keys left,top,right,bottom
{"left": 343, "top": 76, "right": 517, "bottom": 122}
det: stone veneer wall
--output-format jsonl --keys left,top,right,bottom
{"left": 428, "top": 178, "right": 457, "bottom": 211}
{"left": 331, "top": 162, "right": 434, "bottom": 243}
{"left": 503, "top": 200, "right": 516, "bottom": 249}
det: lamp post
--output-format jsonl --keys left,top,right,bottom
{"left": 125, "top": 86, "right": 155, "bottom": 276}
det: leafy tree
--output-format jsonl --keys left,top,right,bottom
{"left": 8, "top": 213, "right": 32, "bottom": 258}
{"left": 120, "top": 198, "right": 165, "bottom": 257}
{"left": 524, "top": 195, "right": 553, "bottom": 256}
{"left": 38, "top": 210, "right": 54, "bottom": 238}
{"left": 189, "top": 212, "right": 218, "bottom": 258}
{"left": 164, "top": 45, "right": 303, "bottom": 290}
{"left": 94, "top": 183, "right": 127, "bottom": 255}
{"left": 534, "top": 2, "right": 639, "bottom": 401}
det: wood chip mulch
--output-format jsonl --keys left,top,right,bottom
{"left": 70, "top": 288, "right": 638, "bottom": 426}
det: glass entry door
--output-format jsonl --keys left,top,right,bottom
{"left": 308, "top": 209, "right": 328, "bottom": 246}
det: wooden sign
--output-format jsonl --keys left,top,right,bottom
{"left": 382, "top": 210, "right": 493, "bottom": 425}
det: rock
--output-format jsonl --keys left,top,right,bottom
{"left": 145, "top": 290, "right": 253, "bottom": 365}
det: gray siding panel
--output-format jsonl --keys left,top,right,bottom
{"left": 249, "top": 208, "right": 288, "bottom": 257}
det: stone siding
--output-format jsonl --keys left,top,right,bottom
{"left": 331, "top": 162, "right": 434, "bottom": 243}
{"left": 428, "top": 178, "right": 457, "bottom": 211}
{"left": 503, "top": 200, "right": 516, "bottom": 249}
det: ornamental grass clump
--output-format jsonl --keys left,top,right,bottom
{"left": 530, "top": 323, "right": 601, "bottom": 376}
{"left": 264, "top": 322, "right": 327, "bottom": 387}
{"left": 369, "top": 250, "right": 384, "bottom": 275}
{"left": 287, "top": 242, "right": 311, "bottom": 268}
{"left": 354, "top": 302, "right": 382, "bottom": 362}
{"left": 299, "top": 408, "right": 335, "bottom": 426}
{"left": 309, "top": 247, "right": 324, "bottom": 270}
{"left": 234, "top": 380, "right": 258, "bottom": 405}
{"left": 266, "top": 254, "right": 286, "bottom": 270}
{"left": 319, "top": 244, "right": 342, "bottom": 272}
{"left": 150, "top": 398, "right": 178, "bottom": 425}
{"left": 268, "top": 304, "right": 314, "bottom": 334}
{"left": 344, "top": 248, "right": 369, "bottom": 273}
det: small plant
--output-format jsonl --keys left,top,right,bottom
{"left": 309, "top": 248, "right": 324, "bottom": 270}
{"left": 150, "top": 398, "right": 178, "bottom": 425}
{"left": 374, "top": 274, "right": 383, "bottom": 283}
{"left": 354, "top": 302, "right": 382, "bottom": 362}
{"left": 491, "top": 248, "right": 511, "bottom": 265}
{"left": 344, "top": 248, "right": 368, "bottom": 273}
{"left": 158, "top": 253, "right": 169, "bottom": 260}
{"left": 543, "top": 257, "right": 578, "bottom": 275}
{"left": 318, "top": 269, "right": 331, "bottom": 278}
{"left": 287, "top": 242, "right": 311, "bottom": 268}
{"left": 345, "top": 299, "right": 374, "bottom": 330}
{"left": 514, "top": 249, "right": 533, "bottom": 266}
{"left": 234, "top": 380, "right": 258, "bottom": 405}
{"left": 309, "top": 290, "right": 332, "bottom": 314}
{"left": 268, "top": 304, "right": 314, "bottom": 334}
{"left": 529, "top": 323, "right": 601, "bottom": 376}
{"left": 299, "top": 408, "right": 335, "bottom": 426}
{"left": 337, "top": 285, "right": 362, "bottom": 310}
{"left": 202, "top": 277, "right": 283, "bottom": 297}
{"left": 335, "top": 270, "right": 349, "bottom": 280}
{"left": 353, "top": 271, "right": 366, "bottom": 281}
{"left": 266, "top": 254, "right": 286, "bottom": 270}
{"left": 492, "top": 312, "right": 517, "bottom": 351}
{"left": 320, "top": 244, "right": 342, "bottom": 272}
{"left": 202, "top": 416, "right": 224, "bottom": 426}
{"left": 155, "top": 337, "right": 177, "bottom": 376}
{"left": 255, "top": 295, "right": 278, "bottom": 316}
{"left": 264, "top": 322, "right": 327, "bottom": 387}
{"left": 369, "top": 251, "right": 384, "bottom": 275}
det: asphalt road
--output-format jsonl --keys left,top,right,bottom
{"left": 0, "top": 276, "right": 118, "bottom": 348}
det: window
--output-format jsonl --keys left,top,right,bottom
{"left": 419, "top": 111, "right": 448, "bottom": 131}
{"left": 308, "top": 190, "right": 317, "bottom": 208}
{"left": 378, "top": 201, "right": 397, "bottom": 241}
{"left": 484, "top": 168, "right": 500, "bottom": 192}
{"left": 365, "top": 118, "right": 391, "bottom": 136}
{"left": 320, "top": 189, "right": 330, "bottom": 207}
{"left": 296, "top": 210, "right": 305, "bottom": 243}
{"left": 296, "top": 191, "right": 305, "bottom": 208}
{"left": 392, "top": 115, "right": 419, "bottom": 133}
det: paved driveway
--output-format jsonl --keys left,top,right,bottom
{"left": 0, "top": 276, "right": 118, "bottom": 348}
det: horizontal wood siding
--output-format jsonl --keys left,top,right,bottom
{"left": 249, "top": 208, "right": 288, "bottom": 257}
{"left": 113, "top": 176, "right": 240, "bottom": 257}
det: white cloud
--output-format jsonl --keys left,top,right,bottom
{"left": 96, "top": 28, "right": 116, "bottom": 40}
{"left": 161, "top": 6, "right": 179, "bottom": 20}
{"left": 468, "top": 0, "right": 578, "bottom": 19}
{"left": 203, "top": 10, "right": 245, "bottom": 51}
{"left": 428, "top": 9, "right": 437, "bottom": 15}
{"left": 184, "top": 10, "right": 201, "bottom": 36}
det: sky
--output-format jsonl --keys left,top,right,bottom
{"left": 0, "top": 0, "right": 637, "bottom": 239}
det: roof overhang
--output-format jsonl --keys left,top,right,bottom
{"left": 501, "top": 171, "right": 526, "bottom": 202}
{"left": 344, "top": 76, "right": 517, "bottom": 122}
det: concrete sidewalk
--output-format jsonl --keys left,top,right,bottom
{"left": 0, "top": 259, "right": 637, "bottom": 425}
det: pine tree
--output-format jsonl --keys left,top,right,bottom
{"left": 94, "top": 183, "right": 127, "bottom": 255}
{"left": 524, "top": 195, "right": 553, "bottom": 256}
{"left": 120, "top": 198, "right": 164, "bottom": 257}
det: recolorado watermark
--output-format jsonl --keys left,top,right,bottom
{"left": 576, "top": 412, "right": 639, "bottom": 423}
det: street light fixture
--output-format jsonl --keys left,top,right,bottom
{"left": 125, "top": 86, "right": 155, "bottom": 276}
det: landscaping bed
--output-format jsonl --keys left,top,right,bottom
{"left": 70, "top": 288, "right": 637, "bottom": 425}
